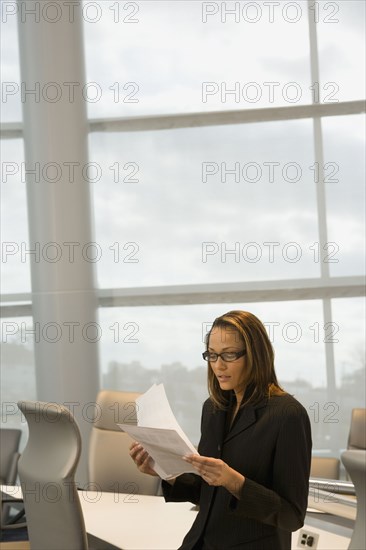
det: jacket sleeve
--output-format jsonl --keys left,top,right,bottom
{"left": 162, "top": 473, "right": 202, "bottom": 505}
{"left": 229, "top": 402, "right": 312, "bottom": 531}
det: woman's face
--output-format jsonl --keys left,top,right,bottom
{"left": 208, "top": 326, "right": 249, "bottom": 400}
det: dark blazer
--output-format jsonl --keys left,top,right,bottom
{"left": 163, "top": 393, "right": 312, "bottom": 550}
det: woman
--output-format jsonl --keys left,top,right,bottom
{"left": 130, "top": 310, "right": 312, "bottom": 550}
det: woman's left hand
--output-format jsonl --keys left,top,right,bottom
{"left": 183, "top": 454, "right": 245, "bottom": 498}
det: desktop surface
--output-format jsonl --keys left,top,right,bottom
{"left": 2, "top": 486, "right": 353, "bottom": 550}
{"left": 81, "top": 491, "right": 197, "bottom": 550}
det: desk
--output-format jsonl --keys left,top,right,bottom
{"left": 2, "top": 486, "right": 352, "bottom": 550}
{"left": 83, "top": 493, "right": 353, "bottom": 550}
{"left": 80, "top": 491, "right": 197, "bottom": 550}
{"left": 2, "top": 486, "right": 197, "bottom": 550}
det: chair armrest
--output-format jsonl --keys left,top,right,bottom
{"left": 7, "top": 452, "right": 21, "bottom": 485}
{"left": 1, "top": 496, "right": 26, "bottom": 530}
{"left": 2, "top": 498, "right": 24, "bottom": 505}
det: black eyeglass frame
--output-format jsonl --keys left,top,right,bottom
{"left": 202, "top": 349, "right": 246, "bottom": 363}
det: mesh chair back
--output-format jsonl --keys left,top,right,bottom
{"left": 17, "top": 401, "right": 88, "bottom": 550}
{"left": 341, "top": 450, "right": 366, "bottom": 550}
{"left": 348, "top": 409, "right": 366, "bottom": 450}
{"left": 310, "top": 457, "right": 340, "bottom": 479}
{"left": 0, "top": 429, "right": 21, "bottom": 484}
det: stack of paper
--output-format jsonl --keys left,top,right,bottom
{"left": 118, "top": 384, "right": 199, "bottom": 480}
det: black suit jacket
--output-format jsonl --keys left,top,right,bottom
{"left": 163, "top": 393, "right": 312, "bottom": 550}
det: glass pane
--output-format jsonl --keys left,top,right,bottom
{"left": 0, "top": 316, "right": 36, "bottom": 447}
{"left": 98, "top": 300, "right": 326, "bottom": 445}
{"left": 322, "top": 114, "right": 365, "bottom": 276}
{"left": 317, "top": 0, "right": 365, "bottom": 102}
{"left": 83, "top": 0, "right": 311, "bottom": 118}
{"left": 0, "top": 139, "right": 31, "bottom": 293}
{"left": 90, "top": 120, "right": 320, "bottom": 288}
{"left": 0, "top": 5, "right": 22, "bottom": 122}
{"left": 331, "top": 297, "right": 365, "bottom": 452}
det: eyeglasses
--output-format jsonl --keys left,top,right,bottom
{"left": 202, "top": 350, "right": 246, "bottom": 363}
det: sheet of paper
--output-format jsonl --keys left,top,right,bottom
{"left": 135, "top": 384, "right": 172, "bottom": 427}
{"left": 118, "top": 383, "right": 199, "bottom": 480}
{"left": 118, "top": 424, "right": 198, "bottom": 479}
{"left": 136, "top": 383, "right": 196, "bottom": 450}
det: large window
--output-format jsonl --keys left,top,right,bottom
{"left": 317, "top": 0, "right": 365, "bottom": 101}
{"left": 97, "top": 301, "right": 329, "bottom": 445}
{"left": 0, "top": 139, "right": 31, "bottom": 293}
{"left": 1, "top": 1, "right": 365, "bottom": 460}
{"left": 83, "top": 0, "right": 312, "bottom": 118}
{"left": 0, "top": 315, "right": 36, "bottom": 447}
{"left": 90, "top": 119, "right": 319, "bottom": 288}
{"left": 84, "top": 0, "right": 365, "bottom": 456}
{"left": 97, "top": 298, "right": 365, "bottom": 450}
{"left": 322, "top": 114, "right": 365, "bottom": 276}
{"left": 0, "top": 5, "right": 22, "bottom": 122}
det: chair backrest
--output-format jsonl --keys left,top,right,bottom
{"left": 17, "top": 401, "right": 88, "bottom": 550}
{"left": 310, "top": 456, "right": 340, "bottom": 479}
{"left": 341, "top": 450, "right": 366, "bottom": 550}
{"left": 89, "top": 390, "right": 160, "bottom": 495}
{"left": 0, "top": 429, "right": 21, "bottom": 485}
{"left": 347, "top": 408, "right": 366, "bottom": 450}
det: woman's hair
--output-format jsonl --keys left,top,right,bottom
{"left": 206, "top": 310, "right": 285, "bottom": 409}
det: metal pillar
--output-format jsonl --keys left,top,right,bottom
{"left": 17, "top": 0, "right": 100, "bottom": 483}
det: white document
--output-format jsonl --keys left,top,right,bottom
{"left": 118, "top": 383, "right": 199, "bottom": 480}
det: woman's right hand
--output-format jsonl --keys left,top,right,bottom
{"left": 129, "top": 441, "right": 159, "bottom": 477}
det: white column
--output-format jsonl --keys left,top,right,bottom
{"left": 17, "top": 0, "right": 100, "bottom": 483}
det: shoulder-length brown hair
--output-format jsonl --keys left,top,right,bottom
{"left": 206, "top": 310, "right": 285, "bottom": 409}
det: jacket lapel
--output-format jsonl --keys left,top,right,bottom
{"left": 224, "top": 398, "right": 267, "bottom": 443}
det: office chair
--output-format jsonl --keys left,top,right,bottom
{"left": 310, "top": 456, "right": 340, "bottom": 479}
{"left": 347, "top": 408, "right": 366, "bottom": 450}
{"left": 89, "top": 390, "right": 161, "bottom": 496}
{"left": 0, "top": 429, "right": 21, "bottom": 486}
{"left": 341, "top": 450, "right": 366, "bottom": 550}
{"left": 17, "top": 401, "right": 88, "bottom": 550}
{"left": 0, "top": 428, "right": 25, "bottom": 532}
